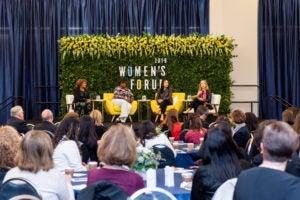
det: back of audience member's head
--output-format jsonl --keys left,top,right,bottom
{"left": 90, "top": 109, "right": 103, "bottom": 126}
{"left": 53, "top": 116, "right": 80, "bottom": 147}
{"left": 189, "top": 114, "right": 203, "bottom": 130}
{"left": 196, "top": 105, "right": 208, "bottom": 116}
{"left": 164, "top": 109, "right": 179, "bottom": 132}
{"left": 282, "top": 108, "right": 294, "bottom": 126}
{"left": 63, "top": 112, "right": 79, "bottom": 120}
{"left": 79, "top": 115, "right": 97, "bottom": 143}
{"left": 16, "top": 130, "right": 54, "bottom": 173}
{"left": 293, "top": 112, "right": 300, "bottom": 134}
{"left": 138, "top": 120, "right": 158, "bottom": 147}
{"left": 0, "top": 126, "right": 21, "bottom": 169}
{"left": 10, "top": 105, "right": 24, "bottom": 118}
{"left": 98, "top": 124, "right": 136, "bottom": 167}
{"left": 245, "top": 112, "right": 259, "bottom": 132}
{"left": 230, "top": 109, "right": 246, "bottom": 125}
{"left": 41, "top": 109, "right": 53, "bottom": 122}
{"left": 262, "top": 121, "right": 299, "bottom": 162}
{"left": 209, "top": 116, "right": 232, "bottom": 136}
{"left": 254, "top": 119, "right": 277, "bottom": 152}
{"left": 201, "top": 126, "right": 241, "bottom": 182}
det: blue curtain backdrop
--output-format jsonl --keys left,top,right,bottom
{"left": 259, "top": 0, "right": 300, "bottom": 119}
{"left": 0, "top": 0, "right": 209, "bottom": 124}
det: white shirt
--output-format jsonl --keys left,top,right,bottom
{"left": 53, "top": 140, "right": 86, "bottom": 172}
{"left": 4, "top": 167, "right": 74, "bottom": 200}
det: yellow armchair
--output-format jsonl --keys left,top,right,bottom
{"left": 103, "top": 93, "right": 138, "bottom": 122}
{"left": 150, "top": 92, "right": 186, "bottom": 116}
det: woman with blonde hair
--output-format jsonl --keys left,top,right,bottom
{"left": 0, "top": 126, "right": 21, "bottom": 183}
{"left": 184, "top": 80, "right": 212, "bottom": 113}
{"left": 3, "top": 130, "right": 74, "bottom": 200}
{"left": 87, "top": 124, "right": 144, "bottom": 196}
{"left": 90, "top": 109, "right": 107, "bottom": 139}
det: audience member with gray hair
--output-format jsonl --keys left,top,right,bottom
{"left": 6, "top": 105, "right": 29, "bottom": 134}
{"left": 233, "top": 121, "right": 300, "bottom": 200}
{"left": 34, "top": 109, "right": 56, "bottom": 134}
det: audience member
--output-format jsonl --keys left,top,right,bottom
{"left": 184, "top": 80, "right": 212, "bottom": 113}
{"left": 0, "top": 126, "right": 21, "bottom": 183}
{"left": 244, "top": 112, "right": 260, "bottom": 161}
{"left": 138, "top": 120, "right": 176, "bottom": 157}
{"left": 112, "top": 80, "right": 134, "bottom": 123}
{"left": 155, "top": 79, "right": 173, "bottom": 122}
{"left": 73, "top": 79, "right": 92, "bottom": 116}
{"left": 34, "top": 109, "right": 56, "bottom": 133}
{"left": 6, "top": 105, "right": 29, "bottom": 134}
{"left": 3, "top": 130, "right": 74, "bottom": 200}
{"left": 182, "top": 105, "right": 209, "bottom": 130}
{"left": 185, "top": 114, "right": 207, "bottom": 144}
{"left": 160, "top": 109, "right": 182, "bottom": 140}
{"left": 52, "top": 116, "right": 86, "bottom": 172}
{"left": 191, "top": 126, "right": 242, "bottom": 200}
{"left": 87, "top": 124, "right": 144, "bottom": 196}
{"left": 293, "top": 112, "right": 300, "bottom": 134}
{"left": 233, "top": 121, "right": 300, "bottom": 200}
{"left": 245, "top": 112, "right": 259, "bottom": 133}
{"left": 78, "top": 115, "right": 98, "bottom": 163}
{"left": 90, "top": 109, "right": 107, "bottom": 139}
{"left": 230, "top": 109, "right": 251, "bottom": 149}
{"left": 282, "top": 108, "right": 294, "bottom": 126}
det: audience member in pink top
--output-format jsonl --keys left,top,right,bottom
{"left": 185, "top": 114, "right": 207, "bottom": 144}
{"left": 87, "top": 124, "right": 144, "bottom": 196}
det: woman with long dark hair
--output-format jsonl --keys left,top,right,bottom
{"left": 191, "top": 126, "right": 242, "bottom": 200}
{"left": 155, "top": 79, "right": 173, "bottom": 122}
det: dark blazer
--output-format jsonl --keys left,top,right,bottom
{"left": 6, "top": 117, "right": 29, "bottom": 134}
{"left": 34, "top": 121, "right": 56, "bottom": 134}
{"left": 233, "top": 126, "right": 251, "bottom": 149}
{"left": 156, "top": 87, "right": 173, "bottom": 103}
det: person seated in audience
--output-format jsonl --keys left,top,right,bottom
{"left": 230, "top": 109, "right": 251, "bottom": 149}
{"left": 112, "top": 80, "right": 134, "bottom": 123}
{"left": 6, "top": 105, "right": 29, "bottom": 134}
{"left": 184, "top": 80, "right": 212, "bottom": 114}
{"left": 293, "top": 112, "right": 300, "bottom": 134}
{"left": 282, "top": 108, "right": 294, "bottom": 126}
{"left": 52, "top": 115, "right": 86, "bottom": 172}
{"left": 182, "top": 105, "right": 209, "bottom": 130}
{"left": 137, "top": 120, "right": 176, "bottom": 157}
{"left": 87, "top": 124, "right": 144, "bottom": 196}
{"left": 154, "top": 79, "right": 173, "bottom": 122}
{"left": 184, "top": 114, "right": 207, "bottom": 144}
{"left": 191, "top": 126, "right": 242, "bottom": 200}
{"left": 244, "top": 112, "right": 260, "bottom": 161}
{"left": 73, "top": 79, "right": 92, "bottom": 116}
{"left": 245, "top": 112, "right": 259, "bottom": 134}
{"left": 160, "top": 108, "right": 182, "bottom": 141}
{"left": 34, "top": 109, "right": 56, "bottom": 134}
{"left": 78, "top": 115, "right": 99, "bottom": 163}
{"left": 90, "top": 109, "right": 107, "bottom": 139}
{"left": 3, "top": 130, "right": 74, "bottom": 200}
{"left": 233, "top": 121, "right": 300, "bottom": 200}
{"left": 0, "top": 126, "right": 21, "bottom": 183}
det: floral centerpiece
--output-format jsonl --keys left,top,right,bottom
{"left": 133, "top": 146, "right": 161, "bottom": 171}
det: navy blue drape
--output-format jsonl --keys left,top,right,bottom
{"left": 0, "top": 0, "right": 209, "bottom": 123}
{"left": 258, "top": 0, "right": 300, "bottom": 119}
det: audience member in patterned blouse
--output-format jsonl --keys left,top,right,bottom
{"left": 73, "top": 79, "right": 91, "bottom": 116}
{"left": 112, "top": 80, "right": 134, "bottom": 123}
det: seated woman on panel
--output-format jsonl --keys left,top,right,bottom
{"left": 160, "top": 109, "right": 182, "bottom": 141}
{"left": 73, "top": 79, "right": 92, "bottom": 116}
{"left": 155, "top": 79, "right": 173, "bottom": 122}
{"left": 0, "top": 126, "right": 21, "bottom": 183}
{"left": 184, "top": 80, "right": 212, "bottom": 113}
{"left": 87, "top": 124, "right": 144, "bottom": 196}
{"left": 184, "top": 114, "right": 207, "bottom": 144}
{"left": 3, "top": 130, "right": 74, "bottom": 200}
{"left": 52, "top": 115, "right": 86, "bottom": 172}
{"left": 137, "top": 120, "right": 176, "bottom": 157}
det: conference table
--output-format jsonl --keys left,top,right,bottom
{"left": 72, "top": 168, "right": 193, "bottom": 200}
{"left": 174, "top": 142, "right": 201, "bottom": 169}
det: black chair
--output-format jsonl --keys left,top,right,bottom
{"left": 179, "top": 129, "right": 189, "bottom": 142}
{"left": 77, "top": 180, "right": 128, "bottom": 200}
{"left": 152, "top": 144, "right": 175, "bottom": 168}
{"left": 0, "top": 177, "right": 42, "bottom": 200}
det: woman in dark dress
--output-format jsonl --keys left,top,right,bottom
{"left": 90, "top": 109, "right": 107, "bottom": 139}
{"left": 155, "top": 79, "right": 173, "bottom": 122}
{"left": 184, "top": 80, "right": 212, "bottom": 113}
{"left": 73, "top": 79, "right": 91, "bottom": 116}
